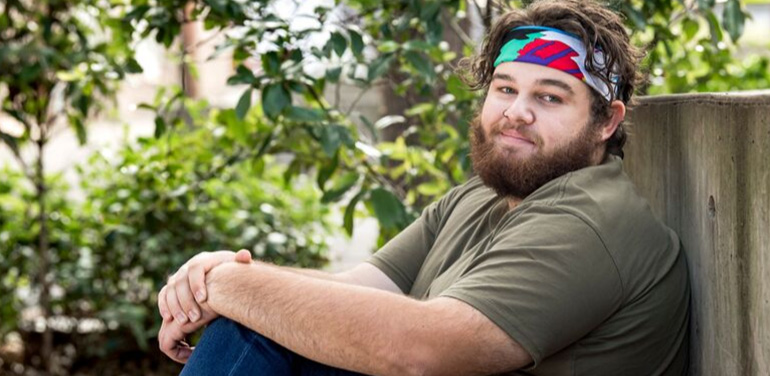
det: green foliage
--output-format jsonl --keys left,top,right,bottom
{"left": 0, "top": 0, "right": 138, "bottom": 147}
{"left": 0, "top": 1, "right": 142, "bottom": 366}
{"left": 0, "top": 169, "right": 87, "bottom": 335}
{"left": 616, "top": 0, "right": 770, "bottom": 93}
{"left": 1, "top": 98, "right": 332, "bottom": 354}
{"left": 71, "top": 100, "right": 331, "bottom": 350}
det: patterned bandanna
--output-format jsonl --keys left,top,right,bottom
{"left": 493, "top": 26, "right": 618, "bottom": 102}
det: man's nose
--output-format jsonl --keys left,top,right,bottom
{"left": 502, "top": 96, "right": 535, "bottom": 125}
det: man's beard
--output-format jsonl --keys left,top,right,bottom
{"left": 469, "top": 115, "right": 601, "bottom": 200}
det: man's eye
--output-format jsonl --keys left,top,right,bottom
{"left": 500, "top": 87, "right": 516, "bottom": 94}
{"left": 541, "top": 94, "right": 562, "bottom": 103}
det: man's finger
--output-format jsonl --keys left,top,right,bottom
{"left": 174, "top": 345, "right": 193, "bottom": 363}
{"left": 158, "top": 286, "right": 171, "bottom": 321}
{"left": 188, "top": 262, "right": 208, "bottom": 304}
{"left": 165, "top": 283, "right": 188, "bottom": 324}
{"left": 159, "top": 321, "right": 189, "bottom": 364}
{"left": 235, "top": 249, "right": 252, "bottom": 264}
{"left": 173, "top": 274, "right": 200, "bottom": 323}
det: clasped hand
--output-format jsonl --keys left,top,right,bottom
{"left": 157, "top": 249, "right": 252, "bottom": 363}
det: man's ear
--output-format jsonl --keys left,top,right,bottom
{"left": 599, "top": 100, "right": 626, "bottom": 142}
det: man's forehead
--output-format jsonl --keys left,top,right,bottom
{"left": 492, "top": 62, "right": 586, "bottom": 93}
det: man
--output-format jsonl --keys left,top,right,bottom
{"left": 157, "top": 0, "right": 690, "bottom": 374}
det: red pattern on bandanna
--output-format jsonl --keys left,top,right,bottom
{"left": 518, "top": 39, "right": 585, "bottom": 80}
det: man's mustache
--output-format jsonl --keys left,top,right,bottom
{"left": 489, "top": 122, "right": 543, "bottom": 147}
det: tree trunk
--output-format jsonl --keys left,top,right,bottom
{"left": 181, "top": 1, "right": 199, "bottom": 98}
{"left": 35, "top": 139, "right": 53, "bottom": 373}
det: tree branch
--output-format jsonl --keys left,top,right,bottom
{"left": 442, "top": 11, "right": 475, "bottom": 47}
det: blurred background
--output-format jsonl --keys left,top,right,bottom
{"left": 0, "top": 0, "right": 768, "bottom": 374}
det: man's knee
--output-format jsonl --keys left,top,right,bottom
{"left": 200, "top": 317, "right": 281, "bottom": 354}
{"left": 181, "top": 317, "right": 295, "bottom": 375}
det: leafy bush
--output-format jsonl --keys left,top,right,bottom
{"left": 1, "top": 99, "right": 333, "bottom": 369}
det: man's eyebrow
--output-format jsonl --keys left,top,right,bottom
{"left": 536, "top": 78, "right": 575, "bottom": 94}
{"left": 492, "top": 73, "right": 515, "bottom": 82}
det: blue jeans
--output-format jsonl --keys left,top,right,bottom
{"left": 180, "top": 317, "right": 367, "bottom": 376}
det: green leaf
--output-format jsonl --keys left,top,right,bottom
{"left": 330, "top": 32, "right": 347, "bottom": 56}
{"left": 125, "top": 58, "right": 143, "bottom": 74}
{"left": 262, "top": 84, "right": 291, "bottom": 120}
{"left": 405, "top": 103, "right": 434, "bottom": 117}
{"left": 420, "top": 2, "right": 441, "bottom": 19}
{"left": 682, "top": 18, "right": 700, "bottom": 41}
{"left": 321, "top": 172, "right": 359, "bottom": 203}
{"left": 236, "top": 88, "right": 252, "bottom": 119}
{"left": 349, "top": 30, "right": 364, "bottom": 57}
{"left": 220, "top": 109, "right": 249, "bottom": 143}
{"left": 378, "top": 41, "right": 400, "bottom": 53}
{"left": 326, "top": 66, "right": 342, "bottom": 82}
{"left": 285, "top": 106, "right": 325, "bottom": 122}
{"left": 154, "top": 116, "right": 166, "bottom": 138}
{"left": 125, "top": 5, "right": 150, "bottom": 20}
{"left": 283, "top": 159, "right": 303, "bottom": 185}
{"left": 446, "top": 74, "right": 473, "bottom": 100}
{"left": 623, "top": 4, "right": 646, "bottom": 29}
{"left": 316, "top": 154, "right": 339, "bottom": 190}
{"left": 722, "top": 0, "right": 745, "bottom": 42}
{"left": 137, "top": 103, "right": 157, "bottom": 111}
{"left": 70, "top": 115, "right": 87, "bottom": 145}
{"left": 404, "top": 51, "right": 435, "bottom": 81}
{"left": 697, "top": 0, "right": 715, "bottom": 10}
{"left": 368, "top": 54, "right": 394, "bottom": 82}
{"left": 262, "top": 52, "right": 281, "bottom": 76}
{"left": 359, "top": 115, "right": 378, "bottom": 143}
{"left": 416, "top": 181, "right": 445, "bottom": 196}
{"left": 344, "top": 189, "right": 367, "bottom": 236}
{"left": 402, "top": 40, "right": 432, "bottom": 51}
{"left": 425, "top": 19, "right": 443, "bottom": 44}
{"left": 368, "top": 188, "right": 407, "bottom": 230}
{"left": 227, "top": 65, "right": 256, "bottom": 85}
{"left": 705, "top": 11, "right": 724, "bottom": 44}
{"left": 0, "top": 132, "right": 19, "bottom": 155}
{"left": 320, "top": 124, "right": 354, "bottom": 157}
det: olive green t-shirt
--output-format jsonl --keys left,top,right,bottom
{"left": 367, "top": 156, "right": 690, "bottom": 375}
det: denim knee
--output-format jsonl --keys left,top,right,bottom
{"left": 180, "top": 317, "right": 295, "bottom": 375}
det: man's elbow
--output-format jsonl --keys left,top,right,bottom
{"left": 386, "top": 343, "right": 522, "bottom": 376}
{"left": 383, "top": 344, "right": 452, "bottom": 376}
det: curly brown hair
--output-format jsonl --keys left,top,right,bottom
{"left": 459, "top": 0, "right": 645, "bottom": 158}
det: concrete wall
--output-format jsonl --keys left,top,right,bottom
{"left": 624, "top": 92, "right": 770, "bottom": 376}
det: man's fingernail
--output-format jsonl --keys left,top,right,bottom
{"left": 195, "top": 291, "right": 205, "bottom": 302}
{"left": 175, "top": 312, "right": 188, "bottom": 323}
{"left": 188, "top": 310, "right": 199, "bottom": 322}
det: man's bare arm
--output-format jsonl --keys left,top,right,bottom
{"left": 158, "top": 250, "right": 400, "bottom": 325}
{"left": 268, "top": 262, "right": 402, "bottom": 293}
{"left": 204, "top": 261, "right": 532, "bottom": 376}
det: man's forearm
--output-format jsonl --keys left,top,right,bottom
{"left": 266, "top": 263, "right": 349, "bottom": 283}
{"left": 254, "top": 260, "right": 401, "bottom": 294}
{"left": 205, "top": 262, "right": 429, "bottom": 375}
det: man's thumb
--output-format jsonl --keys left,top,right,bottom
{"left": 234, "top": 249, "right": 252, "bottom": 264}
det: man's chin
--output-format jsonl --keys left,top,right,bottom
{"left": 491, "top": 142, "right": 537, "bottom": 161}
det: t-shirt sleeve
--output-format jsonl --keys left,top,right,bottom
{"left": 367, "top": 182, "right": 469, "bottom": 294}
{"left": 439, "top": 205, "right": 624, "bottom": 366}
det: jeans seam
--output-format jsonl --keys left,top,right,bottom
{"left": 227, "top": 329, "right": 259, "bottom": 376}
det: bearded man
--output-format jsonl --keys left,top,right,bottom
{"left": 157, "top": 1, "right": 690, "bottom": 374}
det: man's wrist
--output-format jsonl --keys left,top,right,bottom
{"left": 205, "top": 261, "right": 263, "bottom": 313}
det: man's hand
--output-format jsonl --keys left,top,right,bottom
{"left": 158, "top": 249, "right": 252, "bottom": 324}
{"left": 157, "top": 249, "right": 252, "bottom": 363}
{"left": 158, "top": 302, "right": 219, "bottom": 363}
